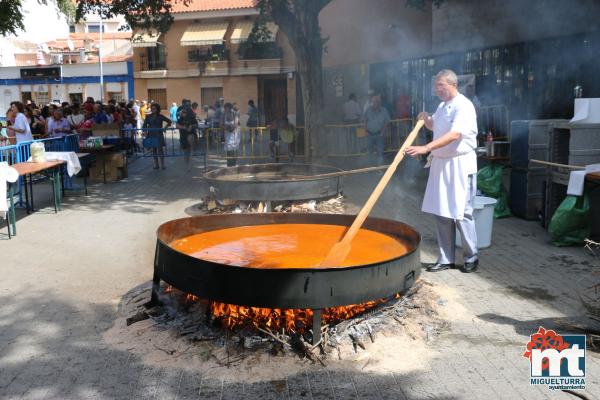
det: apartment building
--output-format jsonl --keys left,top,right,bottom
{"left": 132, "top": 0, "right": 297, "bottom": 125}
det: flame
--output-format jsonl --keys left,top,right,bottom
{"left": 209, "top": 295, "right": 398, "bottom": 334}
{"left": 164, "top": 285, "right": 398, "bottom": 334}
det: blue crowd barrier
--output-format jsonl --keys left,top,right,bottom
{"left": 0, "top": 144, "right": 18, "bottom": 164}
{"left": 1, "top": 133, "right": 81, "bottom": 208}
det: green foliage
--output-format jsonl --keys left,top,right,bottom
{"left": 56, "top": 0, "right": 75, "bottom": 23}
{"left": 246, "top": 15, "right": 274, "bottom": 44}
{"left": 0, "top": 0, "right": 25, "bottom": 36}
{"left": 75, "top": 0, "right": 191, "bottom": 33}
{"left": 1, "top": 0, "right": 76, "bottom": 36}
{"left": 2, "top": 0, "right": 446, "bottom": 38}
{"left": 236, "top": 16, "right": 282, "bottom": 60}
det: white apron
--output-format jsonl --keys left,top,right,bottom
{"left": 421, "top": 93, "right": 478, "bottom": 220}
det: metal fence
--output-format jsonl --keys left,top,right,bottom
{"left": 123, "top": 126, "right": 305, "bottom": 167}
{"left": 322, "top": 118, "right": 415, "bottom": 157}
{"left": 0, "top": 134, "right": 80, "bottom": 165}
{"left": 0, "top": 134, "right": 80, "bottom": 207}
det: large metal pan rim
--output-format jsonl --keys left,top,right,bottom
{"left": 157, "top": 214, "right": 421, "bottom": 271}
{"left": 202, "top": 162, "right": 344, "bottom": 183}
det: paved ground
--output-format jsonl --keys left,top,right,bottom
{"left": 1, "top": 154, "right": 599, "bottom": 399}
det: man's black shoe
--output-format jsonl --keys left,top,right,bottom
{"left": 426, "top": 263, "right": 455, "bottom": 272}
{"left": 461, "top": 260, "right": 479, "bottom": 273}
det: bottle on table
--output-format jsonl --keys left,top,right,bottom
{"left": 485, "top": 130, "right": 493, "bottom": 156}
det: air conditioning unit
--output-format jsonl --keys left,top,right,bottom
{"left": 51, "top": 54, "right": 63, "bottom": 65}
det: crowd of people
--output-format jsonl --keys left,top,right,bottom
{"left": 1, "top": 97, "right": 151, "bottom": 145}
{"left": 1, "top": 95, "right": 297, "bottom": 169}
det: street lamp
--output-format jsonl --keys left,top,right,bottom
{"left": 99, "top": 16, "right": 104, "bottom": 102}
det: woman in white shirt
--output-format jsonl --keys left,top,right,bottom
{"left": 7, "top": 102, "right": 34, "bottom": 143}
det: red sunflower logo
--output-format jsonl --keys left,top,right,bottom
{"left": 523, "top": 327, "right": 570, "bottom": 371}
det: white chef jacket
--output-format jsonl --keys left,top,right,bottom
{"left": 422, "top": 93, "right": 478, "bottom": 220}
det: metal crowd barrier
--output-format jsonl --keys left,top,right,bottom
{"left": 205, "top": 127, "right": 302, "bottom": 164}
{"left": 0, "top": 144, "right": 18, "bottom": 165}
{"left": 2, "top": 134, "right": 80, "bottom": 205}
{"left": 15, "top": 134, "right": 80, "bottom": 163}
{"left": 322, "top": 118, "right": 415, "bottom": 157}
{"left": 120, "top": 126, "right": 304, "bottom": 167}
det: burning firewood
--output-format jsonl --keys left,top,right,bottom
{"left": 290, "top": 333, "right": 326, "bottom": 366}
{"left": 123, "top": 278, "right": 448, "bottom": 366}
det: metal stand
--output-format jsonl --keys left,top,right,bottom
{"left": 148, "top": 242, "right": 162, "bottom": 307}
{"left": 312, "top": 309, "right": 322, "bottom": 345}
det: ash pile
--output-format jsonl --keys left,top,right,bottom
{"left": 124, "top": 280, "right": 449, "bottom": 366}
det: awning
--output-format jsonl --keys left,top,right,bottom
{"left": 230, "top": 21, "right": 278, "bottom": 44}
{"left": 180, "top": 22, "right": 229, "bottom": 46}
{"left": 131, "top": 32, "right": 161, "bottom": 48}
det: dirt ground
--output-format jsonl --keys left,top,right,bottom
{"left": 103, "top": 278, "right": 463, "bottom": 384}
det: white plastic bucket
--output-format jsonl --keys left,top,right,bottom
{"left": 30, "top": 142, "right": 46, "bottom": 163}
{"left": 456, "top": 196, "right": 497, "bottom": 249}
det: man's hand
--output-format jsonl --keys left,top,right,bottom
{"left": 405, "top": 145, "right": 430, "bottom": 157}
{"left": 418, "top": 112, "right": 433, "bottom": 130}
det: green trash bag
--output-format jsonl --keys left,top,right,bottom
{"left": 477, "top": 164, "right": 511, "bottom": 218}
{"left": 548, "top": 194, "right": 591, "bottom": 246}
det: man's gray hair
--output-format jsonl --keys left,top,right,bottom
{"left": 435, "top": 69, "right": 458, "bottom": 86}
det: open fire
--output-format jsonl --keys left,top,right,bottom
{"left": 172, "top": 287, "right": 398, "bottom": 335}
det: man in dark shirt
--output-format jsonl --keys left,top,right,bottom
{"left": 176, "top": 101, "right": 198, "bottom": 172}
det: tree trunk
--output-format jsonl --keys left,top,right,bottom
{"left": 269, "top": 0, "right": 327, "bottom": 162}
{"left": 295, "top": 42, "right": 323, "bottom": 161}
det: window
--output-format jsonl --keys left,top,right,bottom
{"left": 147, "top": 89, "right": 167, "bottom": 109}
{"left": 142, "top": 44, "right": 166, "bottom": 70}
{"left": 188, "top": 45, "right": 228, "bottom": 62}
{"left": 69, "top": 93, "right": 83, "bottom": 104}
{"left": 21, "top": 92, "right": 32, "bottom": 103}
{"left": 87, "top": 24, "right": 104, "bottom": 33}
{"left": 69, "top": 25, "right": 75, "bottom": 33}
{"left": 200, "top": 87, "right": 223, "bottom": 107}
{"left": 108, "top": 92, "right": 124, "bottom": 103}
{"left": 35, "top": 92, "right": 50, "bottom": 105}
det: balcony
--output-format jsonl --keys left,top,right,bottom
{"left": 237, "top": 42, "right": 283, "bottom": 60}
{"left": 135, "top": 53, "right": 167, "bottom": 78}
{"left": 139, "top": 54, "right": 166, "bottom": 71}
{"left": 230, "top": 42, "right": 284, "bottom": 75}
{"left": 187, "top": 46, "right": 229, "bottom": 63}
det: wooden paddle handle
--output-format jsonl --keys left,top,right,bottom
{"left": 320, "top": 119, "right": 425, "bottom": 267}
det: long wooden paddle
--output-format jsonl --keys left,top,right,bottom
{"left": 319, "top": 119, "right": 425, "bottom": 267}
